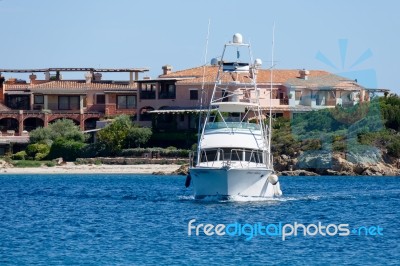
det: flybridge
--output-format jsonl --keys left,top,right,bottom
{"left": 0, "top": 68, "right": 149, "bottom": 73}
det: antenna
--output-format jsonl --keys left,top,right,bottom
{"left": 196, "top": 19, "right": 211, "bottom": 165}
{"left": 269, "top": 22, "right": 275, "bottom": 168}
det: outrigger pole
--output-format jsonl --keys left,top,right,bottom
{"left": 196, "top": 19, "right": 211, "bottom": 165}
{"left": 269, "top": 22, "right": 275, "bottom": 168}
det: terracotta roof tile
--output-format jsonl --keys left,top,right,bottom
{"left": 4, "top": 80, "right": 137, "bottom": 92}
{"left": 159, "top": 66, "right": 330, "bottom": 85}
{"left": 286, "top": 73, "right": 363, "bottom": 90}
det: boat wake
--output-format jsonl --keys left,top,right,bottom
{"left": 178, "top": 194, "right": 320, "bottom": 203}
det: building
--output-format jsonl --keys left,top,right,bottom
{"left": 0, "top": 64, "right": 388, "bottom": 150}
{"left": 0, "top": 67, "right": 148, "bottom": 153}
{"left": 135, "top": 65, "right": 388, "bottom": 131}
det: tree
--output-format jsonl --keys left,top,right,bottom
{"left": 126, "top": 127, "right": 152, "bottom": 148}
{"left": 97, "top": 115, "right": 152, "bottom": 155}
{"left": 380, "top": 94, "right": 400, "bottom": 131}
{"left": 29, "top": 127, "right": 55, "bottom": 145}
{"left": 27, "top": 119, "right": 87, "bottom": 161}
{"left": 48, "top": 138, "right": 87, "bottom": 161}
{"left": 29, "top": 119, "right": 86, "bottom": 144}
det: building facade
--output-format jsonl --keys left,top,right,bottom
{"left": 0, "top": 68, "right": 148, "bottom": 137}
{"left": 135, "top": 65, "right": 387, "bottom": 131}
{"left": 0, "top": 65, "right": 388, "bottom": 138}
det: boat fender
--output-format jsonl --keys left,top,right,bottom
{"left": 185, "top": 173, "right": 192, "bottom": 188}
{"left": 268, "top": 174, "right": 279, "bottom": 185}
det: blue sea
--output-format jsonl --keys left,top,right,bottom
{"left": 0, "top": 174, "right": 399, "bottom": 265}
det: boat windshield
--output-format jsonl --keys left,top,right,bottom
{"left": 198, "top": 148, "right": 265, "bottom": 164}
{"left": 205, "top": 122, "right": 260, "bottom": 130}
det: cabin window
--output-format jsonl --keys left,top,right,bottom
{"left": 200, "top": 149, "right": 218, "bottom": 162}
{"left": 222, "top": 90, "right": 229, "bottom": 102}
{"left": 117, "top": 95, "right": 136, "bottom": 109}
{"left": 245, "top": 150, "right": 263, "bottom": 163}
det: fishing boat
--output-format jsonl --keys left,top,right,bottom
{"left": 187, "top": 33, "right": 282, "bottom": 199}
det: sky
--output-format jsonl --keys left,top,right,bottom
{"left": 1, "top": 0, "right": 399, "bottom": 94}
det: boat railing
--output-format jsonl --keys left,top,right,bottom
{"left": 205, "top": 122, "right": 260, "bottom": 130}
{"left": 190, "top": 148, "right": 270, "bottom": 168}
{"left": 189, "top": 149, "right": 225, "bottom": 168}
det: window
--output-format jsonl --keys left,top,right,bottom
{"left": 190, "top": 89, "right": 198, "bottom": 100}
{"left": 96, "top": 94, "right": 105, "bottom": 104}
{"left": 58, "top": 96, "right": 80, "bottom": 110}
{"left": 295, "top": 90, "right": 302, "bottom": 100}
{"left": 117, "top": 95, "right": 136, "bottom": 109}
{"left": 34, "top": 95, "right": 44, "bottom": 104}
{"left": 159, "top": 82, "right": 176, "bottom": 99}
{"left": 140, "top": 83, "right": 156, "bottom": 99}
{"left": 5, "top": 95, "right": 30, "bottom": 110}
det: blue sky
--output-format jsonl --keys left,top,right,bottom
{"left": 1, "top": 0, "right": 399, "bottom": 93}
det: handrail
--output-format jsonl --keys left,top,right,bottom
{"left": 205, "top": 122, "right": 260, "bottom": 130}
{"left": 189, "top": 148, "right": 269, "bottom": 168}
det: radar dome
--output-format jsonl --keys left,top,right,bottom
{"left": 211, "top": 58, "right": 219, "bottom": 66}
{"left": 233, "top": 33, "right": 243, "bottom": 44}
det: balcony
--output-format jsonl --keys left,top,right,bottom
{"left": 279, "top": 98, "right": 289, "bottom": 105}
{"left": 140, "top": 91, "right": 156, "bottom": 99}
{"left": 158, "top": 92, "right": 176, "bottom": 100}
{"left": 87, "top": 104, "right": 106, "bottom": 112}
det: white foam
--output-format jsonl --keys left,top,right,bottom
{"left": 178, "top": 194, "right": 321, "bottom": 203}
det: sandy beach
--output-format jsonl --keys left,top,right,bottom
{"left": 0, "top": 162, "right": 182, "bottom": 174}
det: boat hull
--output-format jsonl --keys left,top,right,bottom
{"left": 189, "top": 167, "right": 278, "bottom": 199}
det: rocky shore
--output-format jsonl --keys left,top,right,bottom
{"left": 274, "top": 150, "right": 400, "bottom": 176}
{"left": 1, "top": 150, "right": 399, "bottom": 176}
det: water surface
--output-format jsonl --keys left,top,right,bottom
{"left": 0, "top": 174, "right": 399, "bottom": 265}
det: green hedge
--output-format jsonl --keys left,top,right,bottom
{"left": 120, "top": 147, "right": 190, "bottom": 158}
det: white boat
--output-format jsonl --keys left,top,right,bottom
{"left": 187, "top": 33, "right": 282, "bottom": 199}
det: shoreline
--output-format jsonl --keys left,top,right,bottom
{"left": 0, "top": 162, "right": 182, "bottom": 174}
{"left": 0, "top": 163, "right": 398, "bottom": 176}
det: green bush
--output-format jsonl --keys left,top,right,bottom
{"left": 12, "top": 160, "right": 41, "bottom": 168}
{"left": 166, "top": 146, "right": 177, "bottom": 150}
{"left": 12, "top": 151, "right": 27, "bottom": 160}
{"left": 301, "top": 139, "right": 322, "bottom": 151}
{"left": 35, "top": 152, "right": 48, "bottom": 161}
{"left": 45, "top": 161, "right": 56, "bottom": 167}
{"left": 47, "top": 138, "right": 87, "bottom": 161}
{"left": 149, "top": 131, "right": 197, "bottom": 149}
{"left": 120, "top": 147, "right": 190, "bottom": 158}
{"left": 387, "top": 137, "right": 400, "bottom": 157}
{"left": 26, "top": 143, "right": 50, "bottom": 160}
{"left": 97, "top": 115, "right": 152, "bottom": 155}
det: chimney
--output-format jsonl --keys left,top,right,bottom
{"left": 299, "top": 69, "right": 310, "bottom": 80}
{"left": 29, "top": 73, "right": 37, "bottom": 84}
{"left": 45, "top": 71, "right": 50, "bottom": 81}
{"left": 93, "top": 73, "right": 102, "bottom": 82}
{"left": 162, "top": 65, "right": 172, "bottom": 75}
{"left": 0, "top": 73, "right": 4, "bottom": 87}
{"left": 85, "top": 72, "right": 93, "bottom": 83}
